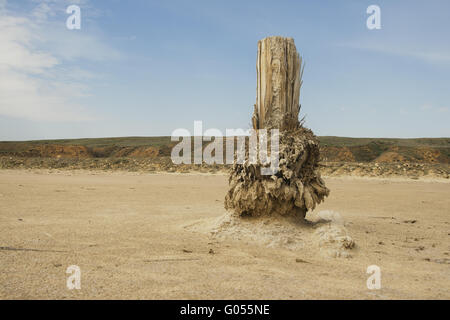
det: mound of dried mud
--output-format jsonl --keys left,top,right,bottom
{"left": 186, "top": 210, "right": 355, "bottom": 258}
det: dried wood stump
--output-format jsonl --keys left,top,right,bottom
{"left": 225, "top": 36, "right": 329, "bottom": 219}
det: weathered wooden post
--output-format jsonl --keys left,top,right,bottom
{"left": 254, "top": 36, "right": 302, "bottom": 131}
{"left": 225, "top": 36, "right": 329, "bottom": 219}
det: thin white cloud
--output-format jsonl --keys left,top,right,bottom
{"left": 0, "top": 16, "right": 59, "bottom": 74}
{"left": 341, "top": 42, "right": 450, "bottom": 66}
{"left": 0, "top": 71, "right": 92, "bottom": 121}
{"left": 420, "top": 104, "right": 448, "bottom": 113}
{"left": 43, "top": 28, "right": 122, "bottom": 61}
{"left": 0, "top": 0, "right": 119, "bottom": 122}
{"left": 420, "top": 104, "right": 433, "bottom": 111}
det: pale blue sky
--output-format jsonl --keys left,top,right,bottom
{"left": 0, "top": 0, "right": 449, "bottom": 140}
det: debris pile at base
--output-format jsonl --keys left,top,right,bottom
{"left": 225, "top": 128, "right": 329, "bottom": 218}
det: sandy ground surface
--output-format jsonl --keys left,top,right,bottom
{"left": 0, "top": 169, "right": 449, "bottom": 299}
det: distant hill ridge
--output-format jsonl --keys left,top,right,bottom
{"left": 0, "top": 136, "right": 449, "bottom": 164}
